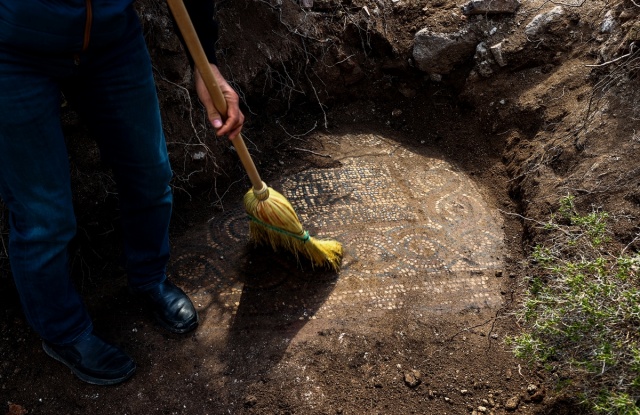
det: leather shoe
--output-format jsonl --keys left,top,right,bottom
{"left": 134, "top": 280, "right": 198, "bottom": 334}
{"left": 42, "top": 332, "right": 135, "bottom": 385}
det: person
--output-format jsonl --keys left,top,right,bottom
{"left": 0, "top": 0, "right": 244, "bottom": 385}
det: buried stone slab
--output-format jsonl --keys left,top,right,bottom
{"left": 461, "top": 0, "right": 520, "bottom": 15}
{"left": 413, "top": 28, "right": 479, "bottom": 75}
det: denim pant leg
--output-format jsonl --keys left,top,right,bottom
{"left": 63, "top": 16, "right": 173, "bottom": 291}
{"left": 0, "top": 54, "right": 93, "bottom": 345}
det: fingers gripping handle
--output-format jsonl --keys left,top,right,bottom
{"left": 167, "top": 0, "right": 265, "bottom": 192}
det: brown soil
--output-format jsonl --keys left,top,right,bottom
{"left": 1, "top": 0, "right": 639, "bottom": 414}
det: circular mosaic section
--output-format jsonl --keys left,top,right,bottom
{"left": 168, "top": 134, "right": 504, "bottom": 328}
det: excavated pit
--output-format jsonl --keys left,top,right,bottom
{"left": 0, "top": 75, "right": 527, "bottom": 415}
{"left": 3, "top": 0, "right": 639, "bottom": 412}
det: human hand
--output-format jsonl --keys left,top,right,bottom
{"left": 194, "top": 64, "right": 245, "bottom": 139}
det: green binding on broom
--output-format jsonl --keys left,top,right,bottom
{"left": 247, "top": 215, "right": 311, "bottom": 242}
{"left": 168, "top": 0, "right": 343, "bottom": 271}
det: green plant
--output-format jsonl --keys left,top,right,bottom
{"left": 511, "top": 195, "right": 640, "bottom": 415}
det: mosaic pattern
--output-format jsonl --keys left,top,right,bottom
{"left": 168, "top": 134, "right": 504, "bottom": 328}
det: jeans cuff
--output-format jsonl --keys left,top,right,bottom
{"left": 129, "top": 274, "right": 167, "bottom": 292}
{"left": 51, "top": 322, "right": 94, "bottom": 346}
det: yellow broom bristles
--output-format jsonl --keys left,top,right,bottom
{"left": 244, "top": 184, "right": 343, "bottom": 271}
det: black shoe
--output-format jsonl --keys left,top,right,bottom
{"left": 42, "top": 333, "right": 136, "bottom": 385}
{"left": 134, "top": 280, "right": 198, "bottom": 334}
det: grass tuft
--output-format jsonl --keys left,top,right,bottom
{"left": 509, "top": 195, "right": 640, "bottom": 415}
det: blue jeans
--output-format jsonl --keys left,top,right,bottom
{"left": 0, "top": 9, "right": 172, "bottom": 345}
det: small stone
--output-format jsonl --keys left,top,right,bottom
{"left": 530, "top": 388, "right": 546, "bottom": 403}
{"left": 527, "top": 384, "right": 538, "bottom": 394}
{"left": 398, "top": 86, "right": 417, "bottom": 98}
{"left": 600, "top": 10, "right": 616, "bottom": 33}
{"left": 620, "top": 10, "right": 634, "bottom": 22}
{"left": 474, "top": 42, "right": 494, "bottom": 77}
{"left": 460, "top": 389, "right": 469, "bottom": 395}
{"left": 244, "top": 395, "right": 258, "bottom": 407}
{"left": 477, "top": 406, "right": 488, "bottom": 413}
{"left": 490, "top": 43, "right": 507, "bottom": 67}
{"left": 404, "top": 369, "right": 422, "bottom": 388}
{"left": 494, "top": 269, "right": 504, "bottom": 277}
{"left": 505, "top": 369, "right": 512, "bottom": 379}
{"left": 505, "top": 396, "right": 520, "bottom": 411}
{"left": 191, "top": 151, "right": 206, "bottom": 160}
{"left": 629, "top": 22, "right": 640, "bottom": 41}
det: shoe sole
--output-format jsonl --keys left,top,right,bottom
{"left": 42, "top": 342, "right": 136, "bottom": 386}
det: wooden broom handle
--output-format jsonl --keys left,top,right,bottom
{"left": 167, "top": 0, "right": 266, "bottom": 192}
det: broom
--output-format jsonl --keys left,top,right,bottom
{"left": 167, "top": 0, "right": 343, "bottom": 271}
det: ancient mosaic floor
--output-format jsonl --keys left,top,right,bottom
{"left": 168, "top": 134, "right": 505, "bottom": 331}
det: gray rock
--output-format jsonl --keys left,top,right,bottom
{"left": 474, "top": 42, "right": 494, "bottom": 77}
{"left": 462, "top": 0, "right": 520, "bottom": 15}
{"left": 600, "top": 10, "right": 616, "bottom": 33}
{"left": 475, "top": 42, "right": 490, "bottom": 60}
{"left": 413, "top": 29, "right": 478, "bottom": 74}
{"left": 525, "top": 6, "right": 564, "bottom": 38}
